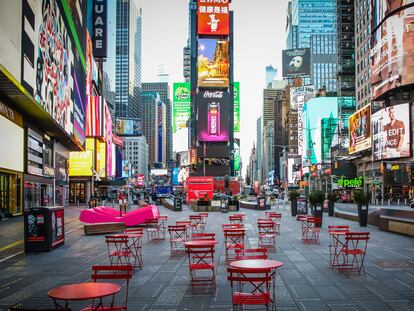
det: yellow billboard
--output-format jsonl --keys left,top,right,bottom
{"left": 96, "top": 140, "right": 106, "bottom": 178}
{"left": 69, "top": 138, "right": 94, "bottom": 176}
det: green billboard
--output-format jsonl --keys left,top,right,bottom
{"left": 173, "top": 82, "right": 191, "bottom": 133}
{"left": 234, "top": 82, "right": 240, "bottom": 132}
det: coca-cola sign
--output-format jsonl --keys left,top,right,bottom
{"left": 203, "top": 91, "right": 223, "bottom": 99}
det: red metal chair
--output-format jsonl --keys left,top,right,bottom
{"left": 81, "top": 265, "right": 133, "bottom": 311}
{"left": 223, "top": 229, "right": 245, "bottom": 261}
{"left": 199, "top": 212, "right": 208, "bottom": 230}
{"left": 235, "top": 248, "right": 268, "bottom": 260}
{"left": 340, "top": 232, "right": 370, "bottom": 275}
{"left": 176, "top": 220, "right": 191, "bottom": 238}
{"left": 185, "top": 243, "right": 216, "bottom": 291}
{"left": 257, "top": 221, "right": 277, "bottom": 249}
{"left": 300, "top": 216, "right": 320, "bottom": 244}
{"left": 190, "top": 215, "right": 204, "bottom": 233}
{"left": 327, "top": 225, "right": 349, "bottom": 268}
{"left": 192, "top": 233, "right": 216, "bottom": 241}
{"left": 168, "top": 225, "right": 188, "bottom": 254}
{"left": 105, "top": 235, "right": 132, "bottom": 266}
{"left": 265, "top": 212, "right": 281, "bottom": 234}
{"left": 229, "top": 215, "right": 244, "bottom": 225}
{"left": 222, "top": 223, "right": 244, "bottom": 230}
{"left": 145, "top": 218, "right": 165, "bottom": 241}
{"left": 227, "top": 267, "right": 275, "bottom": 310}
{"left": 122, "top": 228, "right": 144, "bottom": 269}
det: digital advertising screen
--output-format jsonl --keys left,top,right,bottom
{"left": 234, "top": 82, "right": 240, "bottom": 132}
{"left": 349, "top": 104, "right": 372, "bottom": 155}
{"left": 115, "top": 118, "right": 142, "bottom": 136}
{"left": 371, "top": 0, "right": 414, "bottom": 30}
{"left": 372, "top": 103, "right": 411, "bottom": 160}
{"left": 370, "top": 5, "right": 414, "bottom": 100}
{"left": 197, "top": 90, "right": 230, "bottom": 142}
{"left": 198, "top": 38, "right": 229, "bottom": 88}
{"left": 197, "top": 0, "right": 230, "bottom": 36}
{"left": 282, "top": 48, "right": 311, "bottom": 77}
{"left": 105, "top": 105, "right": 113, "bottom": 177}
{"left": 86, "top": 96, "right": 104, "bottom": 137}
{"left": 69, "top": 138, "right": 94, "bottom": 177}
{"left": 173, "top": 83, "right": 191, "bottom": 133}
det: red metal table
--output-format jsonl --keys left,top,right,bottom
{"left": 229, "top": 259, "right": 284, "bottom": 305}
{"left": 48, "top": 282, "right": 121, "bottom": 310}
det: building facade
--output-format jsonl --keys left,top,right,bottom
{"left": 124, "top": 136, "right": 148, "bottom": 178}
{"left": 115, "top": 0, "right": 142, "bottom": 118}
{"left": 266, "top": 65, "right": 277, "bottom": 88}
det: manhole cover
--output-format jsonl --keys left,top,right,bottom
{"left": 374, "top": 261, "right": 414, "bottom": 268}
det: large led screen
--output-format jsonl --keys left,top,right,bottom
{"left": 198, "top": 38, "right": 229, "bottom": 88}
{"left": 197, "top": 90, "right": 230, "bottom": 142}
{"left": 69, "top": 138, "right": 94, "bottom": 176}
{"left": 370, "top": 6, "right": 414, "bottom": 100}
{"left": 371, "top": 0, "right": 414, "bottom": 30}
{"left": 372, "top": 103, "right": 411, "bottom": 160}
{"left": 349, "top": 104, "right": 372, "bottom": 155}
{"left": 115, "top": 118, "right": 142, "bottom": 136}
{"left": 86, "top": 96, "right": 104, "bottom": 137}
{"left": 0, "top": 117, "right": 24, "bottom": 173}
{"left": 282, "top": 48, "right": 311, "bottom": 77}
{"left": 173, "top": 82, "right": 191, "bottom": 133}
{"left": 197, "top": 0, "right": 230, "bottom": 36}
{"left": 234, "top": 82, "right": 240, "bottom": 132}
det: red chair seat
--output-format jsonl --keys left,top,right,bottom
{"left": 343, "top": 248, "right": 365, "bottom": 255}
{"left": 190, "top": 263, "right": 215, "bottom": 270}
{"left": 110, "top": 250, "right": 131, "bottom": 257}
{"left": 233, "top": 292, "right": 271, "bottom": 305}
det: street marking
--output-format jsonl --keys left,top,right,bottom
{"left": 66, "top": 225, "right": 83, "bottom": 234}
{"left": 0, "top": 251, "right": 23, "bottom": 263}
{"left": 0, "top": 240, "right": 23, "bottom": 252}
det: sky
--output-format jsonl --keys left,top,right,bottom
{"left": 105, "top": 0, "right": 290, "bottom": 177}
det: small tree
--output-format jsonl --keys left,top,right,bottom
{"left": 327, "top": 192, "right": 336, "bottom": 202}
{"left": 309, "top": 190, "right": 325, "bottom": 206}
{"left": 289, "top": 190, "right": 300, "bottom": 201}
{"left": 353, "top": 190, "right": 369, "bottom": 205}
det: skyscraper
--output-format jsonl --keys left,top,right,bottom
{"left": 310, "top": 34, "right": 337, "bottom": 92}
{"left": 115, "top": 0, "right": 142, "bottom": 119}
{"left": 142, "top": 82, "right": 173, "bottom": 168}
{"left": 266, "top": 65, "right": 277, "bottom": 88}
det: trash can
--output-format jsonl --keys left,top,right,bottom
{"left": 24, "top": 206, "right": 65, "bottom": 253}
{"left": 257, "top": 196, "right": 266, "bottom": 210}
{"left": 291, "top": 199, "right": 297, "bottom": 216}
{"left": 174, "top": 197, "right": 182, "bottom": 211}
{"left": 313, "top": 204, "right": 323, "bottom": 227}
{"left": 296, "top": 198, "right": 307, "bottom": 215}
{"left": 220, "top": 200, "right": 228, "bottom": 213}
{"left": 357, "top": 204, "right": 368, "bottom": 227}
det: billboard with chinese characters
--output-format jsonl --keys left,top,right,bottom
{"left": 197, "top": 0, "right": 229, "bottom": 36}
{"left": 198, "top": 38, "right": 229, "bottom": 88}
{"left": 282, "top": 48, "right": 311, "bottom": 77}
{"left": 370, "top": 6, "right": 414, "bottom": 100}
{"left": 234, "top": 82, "right": 240, "bottom": 132}
{"left": 115, "top": 118, "right": 142, "bottom": 136}
{"left": 372, "top": 103, "right": 411, "bottom": 160}
{"left": 197, "top": 90, "right": 230, "bottom": 142}
{"left": 173, "top": 83, "right": 191, "bottom": 133}
{"left": 349, "top": 104, "right": 371, "bottom": 155}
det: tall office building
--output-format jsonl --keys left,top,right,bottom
{"left": 141, "top": 92, "right": 166, "bottom": 168}
{"left": 124, "top": 136, "right": 148, "bottom": 178}
{"left": 256, "top": 117, "right": 262, "bottom": 183}
{"left": 310, "top": 34, "right": 337, "bottom": 93}
{"left": 266, "top": 65, "right": 277, "bottom": 88}
{"left": 142, "top": 82, "right": 173, "bottom": 168}
{"left": 115, "top": 0, "right": 142, "bottom": 118}
{"left": 354, "top": 0, "right": 371, "bottom": 109}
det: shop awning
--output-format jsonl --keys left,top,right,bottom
{"left": 0, "top": 64, "right": 82, "bottom": 151}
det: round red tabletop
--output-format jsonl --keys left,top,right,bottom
{"left": 229, "top": 259, "right": 284, "bottom": 270}
{"left": 48, "top": 282, "right": 121, "bottom": 301}
{"left": 184, "top": 240, "right": 217, "bottom": 247}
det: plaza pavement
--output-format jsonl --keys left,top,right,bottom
{"left": 0, "top": 204, "right": 413, "bottom": 310}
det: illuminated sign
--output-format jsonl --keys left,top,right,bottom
{"left": 173, "top": 83, "right": 191, "bottom": 133}
{"left": 93, "top": 0, "right": 107, "bottom": 58}
{"left": 234, "top": 82, "right": 240, "bottom": 132}
{"left": 198, "top": 38, "right": 229, "bottom": 88}
{"left": 349, "top": 104, "right": 371, "bottom": 154}
{"left": 282, "top": 48, "right": 311, "bottom": 77}
{"left": 337, "top": 176, "right": 363, "bottom": 188}
{"left": 197, "top": 0, "right": 229, "bottom": 36}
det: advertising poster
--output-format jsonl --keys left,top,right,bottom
{"left": 136, "top": 174, "right": 145, "bottom": 187}
{"left": 197, "top": 90, "right": 230, "bottom": 142}
{"left": 234, "top": 139, "right": 240, "bottom": 172}
{"left": 197, "top": 0, "right": 230, "bottom": 36}
{"left": 371, "top": 0, "right": 414, "bottom": 30}
{"left": 282, "top": 48, "right": 311, "bottom": 77}
{"left": 349, "top": 104, "right": 371, "bottom": 155}
{"left": 69, "top": 138, "right": 94, "bottom": 176}
{"left": 179, "top": 151, "right": 190, "bottom": 167}
{"left": 105, "top": 105, "right": 113, "bottom": 177}
{"left": 27, "top": 212, "right": 46, "bottom": 242}
{"left": 115, "top": 118, "right": 142, "bottom": 136}
{"left": 234, "top": 82, "right": 240, "bottom": 132}
{"left": 198, "top": 38, "right": 229, "bottom": 88}
{"left": 372, "top": 103, "right": 411, "bottom": 160}
{"left": 172, "top": 168, "right": 180, "bottom": 186}
{"left": 86, "top": 96, "right": 104, "bottom": 137}
{"left": 173, "top": 83, "right": 191, "bottom": 133}
{"left": 370, "top": 6, "right": 414, "bottom": 100}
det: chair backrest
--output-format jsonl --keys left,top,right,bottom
{"left": 124, "top": 227, "right": 144, "bottom": 235}
{"left": 168, "top": 225, "right": 187, "bottom": 239}
{"left": 199, "top": 212, "right": 208, "bottom": 218}
{"left": 229, "top": 215, "right": 244, "bottom": 224}
{"left": 144, "top": 219, "right": 158, "bottom": 226}
{"left": 176, "top": 220, "right": 191, "bottom": 226}
{"left": 266, "top": 212, "right": 281, "bottom": 218}
{"left": 185, "top": 244, "right": 215, "bottom": 266}
{"left": 192, "top": 233, "right": 215, "bottom": 240}
{"left": 345, "top": 232, "right": 370, "bottom": 253}
{"left": 257, "top": 222, "right": 276, "bottom": 234}
{"left": 222, "top": 223, "right": 244, "bottom": 230}
{"left": 235, "top": 248, "right": 268, "bottom": 260}
{"left": 328, "top": 225, "right": 349, "bottom": 231}
{"left": 91, "top": 265, "right": 133, "bottom": 309}
{"left": 189, "top": 215, "right": 202, "bottom": 225}
{"left": 223, "top": 229, "right": 245, "bottom": 245}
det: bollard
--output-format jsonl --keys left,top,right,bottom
{"left": 405, "top": 198, "right": 407, "bottom": 206}
{"left": 388, "top": 199, "right": 390, "bottom": 205}
{"left": 398, "top": 198, "right": 400, "bottom": 206}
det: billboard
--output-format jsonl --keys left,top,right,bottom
{"left": 197, "top": 0, "right": 230, "bottom": 36}
{"left": 291, "top": 86, "right": 315, "bottom": 156}
{"left": 282, "top": 48, "right": 311, "bottom": 77}
{"left": 69, "top": 138, "right": 94, "bottom": 176}
{"left": 371, "top": 0, "right": 414, "bottom": 30}
{"left": 198, "top": 38, "right": 229, "bottom": 88}
{"left": 234, "top": 82, "right": 240, "bottom": 132}
{"left": 172, "top": 168, "right": 180, "bottom": 186}
{"left": 370, "top": 6, "right": 414, "bottom": 100}
{"left": 372, "top": 103, "right": 411, "bottom": 160}
{"left": 92, "top": 0, "right": 107, "bottom": 58}
{"left": 86, "top": 96, "right": 104, "bottom": 137}
{"left": 349, "top": 104, "right": 372, "bottom": 155}
{"left": 234, "top": 139, "right": 240, "bottom": 172}
{"left": 179, "top": 150, "right": 190, "bottom": 167}
{"left": 197, "top": 90, "right": 230, "bottom": 142}
{"left": 173, "top": 83, "right": 191, "bottom": 133}
{"left": 115, "top": 118, "right": 142, "bottom": 136}
{"left": 105, "top": 105, "right": 113, "bottom": 177}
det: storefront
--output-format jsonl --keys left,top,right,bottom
{"left": 0, "top": 100, "right": 24, "bottom": 216}
{"left": 69, "top": 180, "right": 90, "bottom": 205}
